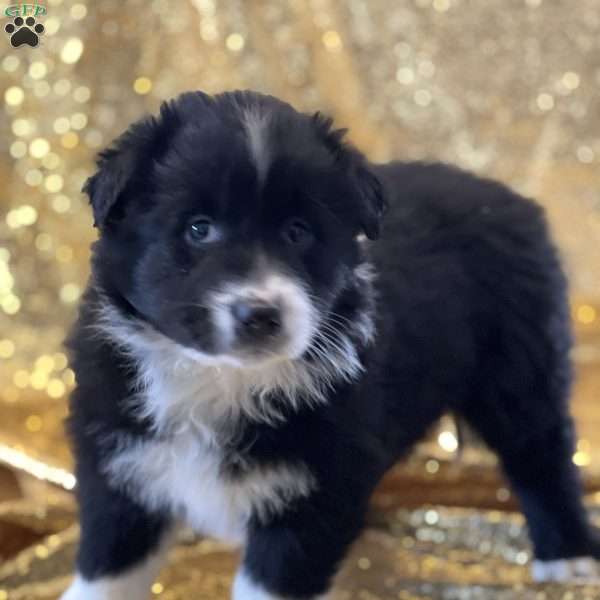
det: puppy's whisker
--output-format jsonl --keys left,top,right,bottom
{"left": 325, "top": 311, "right": 355, "bottom": 328}
{"left": 316, "top": 323, "right": 352, "bottom": 350}
{"left": 313, "top": 333, "right": 348, "bottom": 358}
{"left": 309, "top": 330, "right": 355, "bottom": 368}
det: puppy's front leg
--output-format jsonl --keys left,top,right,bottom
{"left": 233, "top": 570, "right": 331, "bottom": 600}
{"left": 61, "top": 466, "right": 172, "bottom": 600}
{"left": 61, "top": 549, "right": 167, "bottom": 600}
{"left": 234, "top": 496, "right": 365, "bottom": 600}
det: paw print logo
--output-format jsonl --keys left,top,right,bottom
{"left": 5, "top": 16, "right": 45, "bottom": 48}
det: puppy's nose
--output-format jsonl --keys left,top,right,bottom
{"left": 232, "top": 300, "right": 282, "bottom": 338}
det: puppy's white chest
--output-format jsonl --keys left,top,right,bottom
{"left": 106, "top": 433, "right": 315, "bottom": 544}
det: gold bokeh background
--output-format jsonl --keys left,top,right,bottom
{"left": 1, "top": 0, "right": 600, "bottom": 598}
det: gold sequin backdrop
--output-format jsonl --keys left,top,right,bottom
{"left": 1, "top": 1, "right": 600, "bottom": 598}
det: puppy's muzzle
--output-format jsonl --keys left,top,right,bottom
{"left": 231, "top": 299, "right": 282, "bottom": 342}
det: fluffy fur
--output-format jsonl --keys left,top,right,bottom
{"left": 63, "top": 90, "right": 600, "bottom": 600}
{"left": 104, "top": 431, "right": 316, "bottom": 542}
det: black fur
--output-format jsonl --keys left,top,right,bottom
{"left": 66, "top": 90, "right": 598, "bottom": 598}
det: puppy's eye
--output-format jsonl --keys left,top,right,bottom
{"left": 186, "top": 218, "right": 221, "bottom": 244}
{"left": 283, "top": 219, "right": 313, "bottom": 247}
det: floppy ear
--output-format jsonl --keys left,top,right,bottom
{"left": 83, "top": 92, "right": 204, "bottom": 228}
{"left": 351, "top": 162, "right": 387, "bottom": 240}
{"left": 311, "top": 112, "right": 387, "bottom": 240}
{"left": 83, "top": 143, "right": 140, "bottom": 228}
{"left": 82, "top": 110, "right": 164, "bottom": 229}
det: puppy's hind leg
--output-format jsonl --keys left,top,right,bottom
{"left": 457, "top": 335, "right": 600, "bottom": 582}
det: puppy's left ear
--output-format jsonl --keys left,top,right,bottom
{"left": 351, "top": 162, "right": 387, "bottom": 240}
{"left": 311, "top": 112, "right": 387, "bottom": 240}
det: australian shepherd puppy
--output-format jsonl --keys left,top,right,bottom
{"left": 62, "top": 90, "right": 600, "bottom": 600}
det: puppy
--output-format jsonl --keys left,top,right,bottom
{"left": 62, "top": 90, "right": 600, "bottom": 600}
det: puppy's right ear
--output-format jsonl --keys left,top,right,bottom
{"left": 83, "top": 94, "right": 194, "bottom": 228}
{"left": 83, "top": 141, "right": 141, "bottom": 229}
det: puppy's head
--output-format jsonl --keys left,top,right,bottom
{"left": 86, "top": 91, "right": 384, "bottom": 368}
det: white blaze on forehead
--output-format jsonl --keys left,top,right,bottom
{"left": 242, "top": 107, "right": 271, "bottom": 185}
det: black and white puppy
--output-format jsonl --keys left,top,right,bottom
{"left": 62, "top": 90, "right": 600, "bottom": 600}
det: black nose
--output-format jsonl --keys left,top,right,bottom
{"left": 231, "top": 300, "right": 282, "bottom": 338}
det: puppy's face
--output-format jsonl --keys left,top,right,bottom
{"left": 87, "top": 92, "right": 384, "bottom": 368}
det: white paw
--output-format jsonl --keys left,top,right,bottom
{"left": 60, "top": 576, "right": 98, "bottom": 600}
{"left": 59, "top": 573, "right": 154, "bottom": 600}
{"left": 532, "top": 557, "right": 600, "bottom": 583}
